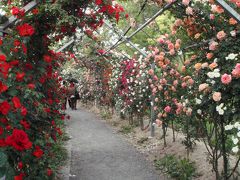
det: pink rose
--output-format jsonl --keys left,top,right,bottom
{"left": 221, "top": 73, "right": 232, "bottom": 84}
{"left": 164, "top": 106, "right": 171, "bottom": 113}
{"left": 173, "top": 80, "right": 178, "bottom": 86}
{"left": 186, "top": 7, "right": 193, "bottom": 15}
{"left": 158, "top": 85, "right": 163, "bottom": 91}
{"left": 232, "top": 63, "right": 240, "bottom": 78}
{"left": 152, "top": 88, "right": 157, "bottom": 94}
{"left": 235, "top": 63, "right": 240, "bottom": 71}
{"left": 148, "top": 69, "right": 154, "bottom": 76}
{"left": 156, "top": 119, "right": 162, "bottom": 126}
{"left": 213, "top": 92, "right": 221, "bottom": 102}
{"left": 157, "top": 38, "right": 165, "bottom": 44}
{"left": 209, "top": 41, "right": 218, "bottom": 51}
{"left": 206, "top": 53, "right": 213, "bottom": 59}
{"left": 188, "top": 78, "right": 194, "bottom": 85}
{"left": 210, "top": 14, "right": 215, "bottom": 20}
{"left": 199, "top": 83, "right": 209, "bottom": 91}
{"left": 174, "top": 19, "right": 183, "bottom": 26}
{"left": 181, "top": 82, "right": 187, "bottom": 88}
{"left": 216, "top": 30, "right": 226, "bottom": 41}
{"left": 182, "top": 0, "right": 190, "bottom": 6}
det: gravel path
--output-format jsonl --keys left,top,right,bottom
{"left": 64, "top": 108, "right": 165, "bottom": 180}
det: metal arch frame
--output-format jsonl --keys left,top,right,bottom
{"left": 103, "top": 21, "right": 158, "bottom": 137}
{"left": 93, "top": 29, "right": 131, "bottom": 59}
{"left": 215, "top": 0, "right": 240, "bottom": 24}
{"left": 104, "top": 21, "right": 148, "bottom": 57}
{"left": 56, "top": 38, "right": 75, "bottom": 53}
{"left": 0, "top": 0, "right": 40, "bottom": 32}
{"left": 103, "top": 1, "right": 178, "bottom": 55}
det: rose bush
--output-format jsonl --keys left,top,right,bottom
{"left": 0, "top": 0, "right": 126, "bottom": 179}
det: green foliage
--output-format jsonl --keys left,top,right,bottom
{"left": 0, "top": 151, "right": 7, "bottom": 178}
{"left": 100, "top": 109, "right": 112, "bottom": 119}
{"left": 119, "top": 125, "right": 135, "bottom": 134}
{"left": 154, "top": 155, "right": 197, "bottom": 180}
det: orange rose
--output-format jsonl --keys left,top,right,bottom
{"left": 194, "top": 63, "right": 202, "bottom": 71}
{"left": 209, "top": 62, "right": 218, "bottom": 70}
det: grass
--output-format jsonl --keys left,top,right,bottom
{"left": 100, "top": 109, "right": 112, "bottom": 119}
{"left": 119, "top": 125, "right": 135, "bottom": 134}
{"left": 154, "top": 155, "right": 198, "bottom": 180}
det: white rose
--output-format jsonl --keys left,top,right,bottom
{"left": 237, "top": 132, "right": 240, "bottom": 138}
{"left": 232, "top": 146, "right": 239, "bottom": 153}
{"left": 197, "top": 109, "right": 202, "bottom": 115}
{"left": 195, "top": 98, "right": 202, "bottom": 104}
{"left": 225, "top": 124, "right": 233, "bottom": 130}
{"left": 234, "top": 122, "right": 240, "bottom": 129}
{"left": 232, "top": 137, "right": 239, "bottom": 145}
{"left": 207, "top": 72, "right": 215, "bottom": 79}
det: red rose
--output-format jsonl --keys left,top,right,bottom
{"left": 0, "top": 118, "right": 8, "bottom": 124}
{"left": 11, "top": 7, "right": 20, "bottom": 15}
{"left": 0, "top": 54, "right": 6, "bottom": 62}
{"left": 5, "top": 129, "right": 32, "bottom": 151}
{"left": 43, "top": 55, "right": 52, "bottom": 63}
{"left": 14, "top": 173, "right": 24, "bottom": 180}
{"left": 0, "top": 81, "right": 8, "bottom": 93}
{"left": 32, "top": 9, "right": 39, "bottom": 14}
{"left": 47, "top": 168, "right": 53, "bottom": 176}
{"left": 20, "top": 120, "right": 30, "bottom": 130}
{"left": 22, "top": 43, "right": 27, "bottom": 54}
{"left": 56, "top": 128, "right": 63, "bottom": 136}
{"left": 10, "top": 60, "right": 19, "bottom": 66}
{"left": 44, "top": 108, "right": 51, "bottom": 113}
{"left": 95, "top": 0, "right": 103, "bottom": 5}
{"left": 6, "top": 125, "right": 11, "bottom": 131}
{"left": 33, "top": 146, "right": 44, "bottom": 158}
{"left": 12, "top": 96, "right": 22, "bottom": 109}
{"left": 21, "top": 107, "right": 27, "bottom": 116}
{"left": 16, "top": 23, "right": 35, "bottom": 37}
{"left": 0, "top": 101, "right": 11, "bottom": 115}
{"left": 16, "top": 72, "right": 25, "bottom": 81}
{"left": 0, "top": 39, "right": 2, "bottom": 45}
{"left": 0, "top": 139, "right": 6, "bottom": 147}
{"left": 25, "top": 63, "right": 33, "bottom": 70}
{"left": 14, "top": 40, "right": 21, "bottom": 46}
{"left": 0, "top": 126, "right": 4, "bottom": 135}
{"left": 27, "top": 83, "right": 35, "bottom": 89}
{"left": 18, "top": 162, "right": 23, "bottom": 169}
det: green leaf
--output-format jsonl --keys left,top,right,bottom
{"left": 7, "top": 89, "right": 18, "bottom": 96}
{"left": 5, "top": 166, "right": 14, "bottom": 180}
{"left": 0, "top": 151, "right": 7, "bottom": 168}
{"left": 0, "top": 167, "right": 6, "bottom": 178}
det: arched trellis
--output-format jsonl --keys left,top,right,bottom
{"left": 0, "top": 1, "right": 239, "bottom": 179}
{"left": 52, "top": 0, "right": 240, "bottom": 137}
{"left": 1, "top": 0, "right": 236, "bottom": 139}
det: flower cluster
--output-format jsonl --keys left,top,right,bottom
{"left": 225, "top": 122, "right": 240, "bottom": 154}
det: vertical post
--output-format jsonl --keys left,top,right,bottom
{"left": 150, "top": 63, "right": 155, "bottom": 137}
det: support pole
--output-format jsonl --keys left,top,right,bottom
{"left": 104, "top": 21, "right": 148, "bottom": 57}
{"left": 215, "top": 0, "right": 240, "bottom": 24}
{"left": 56, "top": 39, "right": 75, "bottom": 52}
{"left": 150, "top": 63, "right": 155, "bottom": 137}
{"left": 104, "top": 21, "right": 156, "bottom": 136}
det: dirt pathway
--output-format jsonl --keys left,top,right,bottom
{"left": 63, "top": 108, "right": 166, "bottom": 180}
